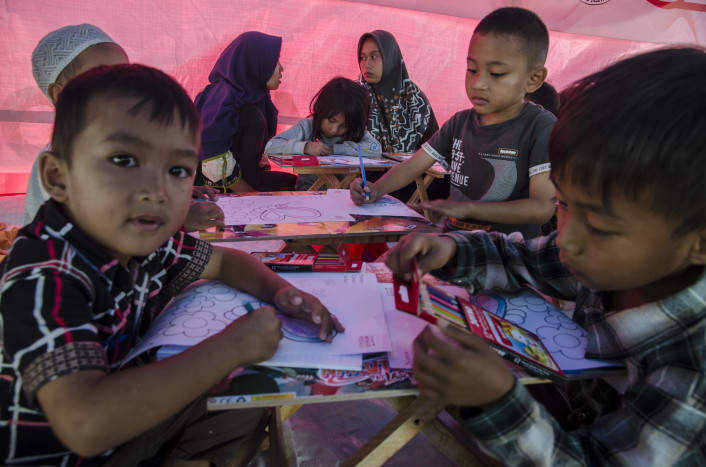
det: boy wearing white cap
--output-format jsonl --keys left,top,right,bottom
{"left": 25, "top": 24, "right": 128, "bottom": 225}
{"left": 24, "top": 24, "right": 224, "bottom": 231}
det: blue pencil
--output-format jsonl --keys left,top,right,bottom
{"left": 357, "top": 145, "right": 369, "bottom": 201}
{"left": 242, "top": 299, "right": 255, "bottom": 314}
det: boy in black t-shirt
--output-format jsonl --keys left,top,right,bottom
{"left": 350, "top": 7, "right": 556, "bottom": 239}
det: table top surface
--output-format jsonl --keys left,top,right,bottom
{"left": 200, "top": 191, "right": 440, "bottom": 244}
{"left": 269, "top": 155, "right": 396, "bottom": 170}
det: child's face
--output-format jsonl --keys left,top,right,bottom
{"left": 465, "top": 33, "right": 541, "bottom": 126}
{"left": 320, "top": 112, "right": 349, "bottom": 139}
{"left": 47, "top": 96, "right": 197, "bottom": 266}
{"left": 554, "top": 172, "right": 701, "bottom": 303}
{"left": 359, "top": 38, "right": 383, "bottom": 85}
{"left": 265, "top": 61, "right": 283, "bottom": 90}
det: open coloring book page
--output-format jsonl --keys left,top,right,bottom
{"left": 216, "top": 193, "right": 355, "bottom": 225}
{"left": 471, "top": 287, "right": 620, "bottom": 373}
{"left": 124, "top": 272, "right": 391, "bottom": 366}
{"left": 327, "top": 189, "right": 427, "bottom": 219}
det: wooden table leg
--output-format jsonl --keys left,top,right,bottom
{"left": 309, "top": 178, "right": 325, "bottom": 191}
{"left": 317, "top": 173, "right": 344, "bottom": 190}
{"left": 340, "top": 397, "right": 447, "bottom": 467}
{"left": 266, "top": 406, "right": 288, "bottom": 466}
{"left": 337, "top": 172, "right": 360, "bottom": 189}
{"left": 410, "top": 175, "right": 437, "bottom": 221}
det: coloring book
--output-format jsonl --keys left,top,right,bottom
{"left": 124, "top": 272, "right": 391, "bottom": 369}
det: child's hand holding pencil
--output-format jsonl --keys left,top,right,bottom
{"left": 349, "top": 178, "right": 381, "bottom": 205}
{"left": 358, "top": 145, "right": 369, "bottom": 202}
{"left": 304, "top": 141, "right": 332, "bottom": 156}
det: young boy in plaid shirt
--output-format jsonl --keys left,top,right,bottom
{"left": 0, "top": 64, "right": 342, "bottom": 466}
{"left": 385, "top": 46, "right": 706, "bottom": 465}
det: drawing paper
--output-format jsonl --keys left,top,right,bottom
{"left": 327, "top": 189, "right": 427, "bottom": 219}
{"left": 124, "top": 272, "right": 391, "bottom": 365}
{"left": 216, "top": 193, "right": 355, "bottom": 225}
{"left": 156, "top": 345, "right": 364, "bottom": 370}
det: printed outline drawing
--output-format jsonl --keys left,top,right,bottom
{"left": 472, "top": 289, "right": 587, "bottom": 361}
{"left": 217, "top": 197, "right": 325, "bottom": 223}
{"left": 155, "top": 281, "right": 334, "bottom": 344}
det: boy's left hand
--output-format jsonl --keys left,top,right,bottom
{"left": 274, "top": 287, "right": 345, "bottom": 342}
{"left": 413, "top": 323, "right": 515, "bottom": 408}
{"left": 409, "top": 200, "right": 473, "bottom": 219}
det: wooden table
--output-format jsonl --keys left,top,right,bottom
{"left": 268, "top": 155, "right": 395, "bottom": 190}
{"left": 200, "top": 191, "right": 439, "bottom": 250}
{"left": 208, "top": 354, "right": 546, "bottom": 466}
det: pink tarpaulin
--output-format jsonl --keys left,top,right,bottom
{"left": 1, "top": 0, "right": 703, "bottom": 193}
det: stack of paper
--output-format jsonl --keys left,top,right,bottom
{"left": 124, "top": 263, "right": 620, "bottom": 381}
{"left": 124, "top": 271, "right": 391, "bottom": 370}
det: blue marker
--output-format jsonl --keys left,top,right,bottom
{"left": 242, "top": 299, "right": 255, "bottom": 314}
{"left": 358, "top": 144, "right": 369, "bottom": 201}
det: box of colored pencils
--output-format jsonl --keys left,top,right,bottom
{"left": 419, "top": 281, "right": 565, "bottom": 383}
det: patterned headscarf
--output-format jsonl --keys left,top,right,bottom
{"left": 32, "top": 24, "right": 117, "bottom": 98}
{"left": 357, "top": 30, "right": 435, "bottom": 153}
{"left": 195, "top": 31, "right": 281, "bottom": 161}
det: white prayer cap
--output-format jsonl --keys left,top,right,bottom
{"left": 32, "top": 24, "right": 117, "bottom": 97}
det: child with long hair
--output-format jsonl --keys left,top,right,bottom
{"left": 265, "top": 76, "right": 381, "bottom": 190}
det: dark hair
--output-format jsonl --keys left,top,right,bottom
{"left": 550, "top": 47, "right": 706, "bottom": 236}
{"left": 52, "top": 63, "right": 201, "bottom": 165}
{"left": 309, "top": 76, "right": 370, "bottom": 142}
{"left": 474, "top": 7, "right": 549, "bottom": 67}
{"left": 526, "top": 82, "right": 559, "bottom": 116}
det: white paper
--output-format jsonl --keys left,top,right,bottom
{"left": 216, "top": 193, "right": 355, "bottom": 225}
{"left": 156, "top": 345, "right": 363, "bottom": 370}
{"left": 262, "top": 352, "right": 363, "bottom": 370}
{"left": 124, "top": 272, "right": 391, "bottom": 365}
{"left": 379, "top": 283, "right": 428, "bottom": 369}
{"left": 326, "top": 189, "right": 427, "bottom": 219}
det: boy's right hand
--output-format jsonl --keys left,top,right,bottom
{"left": 304, "top": 142, "right": 332, "bottom": 156}
{"left": 184, "top": 200, "right": 225, "bottom": 232}
{"left": 350, "top": 178, "right": 379, "bottom": 205}
{"left": 385, "top": 233, "right": 458, "bottom": 281}
{"left": 225, "top": 306, "right": 282, "bottom": 366}
{"left": 413, "top": 323, "right": 516, "bottom": 408}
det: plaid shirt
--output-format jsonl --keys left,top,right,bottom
{"left": 436, "top": 230, "right": 706, "bottom": 466}
{"left": 0, "top": 200, "right": 212, "bottom": 466}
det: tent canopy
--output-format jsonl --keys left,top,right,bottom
{"left": 1, "top": 0, "right": 703, "bottom": 192}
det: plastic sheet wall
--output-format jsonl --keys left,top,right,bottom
{"left": 1, "top": 0, "right": 700, "bottom": 192}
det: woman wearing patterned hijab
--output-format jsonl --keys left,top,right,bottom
{"left": 195, "top": 31, "right": 297, "bottom": 192}
{"left": 357, "top": 30, "right": 438, "bottom": 154}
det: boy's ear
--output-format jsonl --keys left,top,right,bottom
{"left": 688, "top": 231, "right": 706, "bottom": 266}
{"left": 47, "top": 83, "right": 63, "bottom": 106}
{"left": 525, "top": 66, "right": 547, "bottom": 94}
{"left": 39, "top": 151, "right": 69, "bottom": 202}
